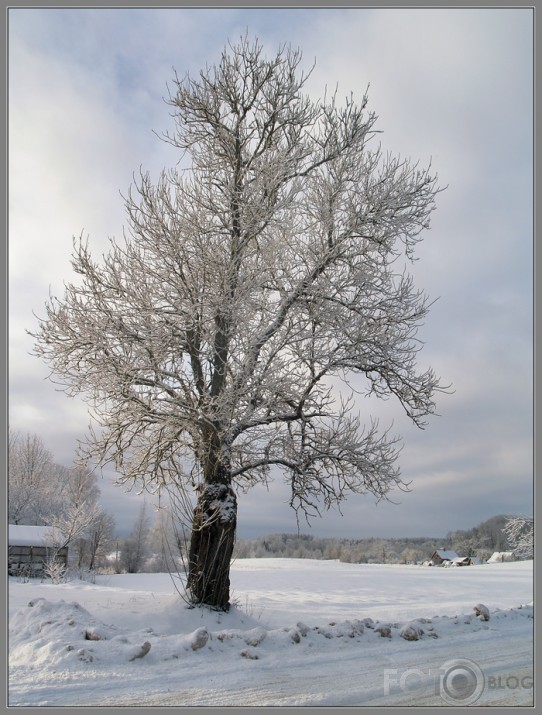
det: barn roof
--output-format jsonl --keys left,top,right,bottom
{"left": 433, "top": 550, "right": 459, "bottom": 560}
{"left": 8, "top": 524, "right": 66, "bottom": 547}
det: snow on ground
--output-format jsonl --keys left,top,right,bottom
{"left": 8, "top": 559, "right": 534, "bottom": 707}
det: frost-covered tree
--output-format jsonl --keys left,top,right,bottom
{"left": 8, "top": 430, "right": 57, "bottom": 524}
{"left": 87, "top": 511, "right": 117, "bottom": 570}
{"left": 147, "top": 504, "right": 186, "bottom": 573}
{"left": 47, "top": 465, "right": 103, "bottom": 553}
{"left": 32, "top": 36, "right": 446, "bottom": 610}
{"left": 73, "top": 509, "right": 116, "bottom": 571}
{"left": 121, "top": 502, "right": 151, "bottom": 573}
{"left": 503, "top": 515, "right": 534, "bottom": 560}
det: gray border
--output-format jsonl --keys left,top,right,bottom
{"left": 3, "top": 2, "right": 537, "bottom": 714}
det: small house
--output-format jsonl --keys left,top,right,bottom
{"left": 451, "top": 556, "right": 477, "bottom": 566}
{"left": 429, "top": 549, "right": 459, "bottom": 566}
{"left": 8, "top": 524, "right": 68, "bottom": 577}
{"left": 487, "top": 551, "right": 514, "bottom": 563}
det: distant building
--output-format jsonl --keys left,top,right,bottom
{"left": 487, "top": 551, "right": 514, "bottom": 563}
{"left": 8, "top": 524, "right": 68, "bottom": 577}
{"left": 451, "top": 556, "right": 478, "bottom": 566}
{"left": 429, "top": 549, "right": 459, "bottom": 566}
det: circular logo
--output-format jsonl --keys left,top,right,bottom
{"left": 439, "top": 658, "right": 485, "bottom": 705}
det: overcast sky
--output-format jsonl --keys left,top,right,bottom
{"left": 8, "top": 7, "right": 533, "bottom": 539}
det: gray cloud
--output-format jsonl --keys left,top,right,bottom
{"left": 8, "top": 8, "right": 533, "bottom": 539}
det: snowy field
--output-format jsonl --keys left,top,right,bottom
{"left": 8, "top": 558, "right": 533, "bottom": 707}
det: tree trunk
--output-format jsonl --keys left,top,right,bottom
{"left": 187, "top": 482, "right": 237, "bottom": 610}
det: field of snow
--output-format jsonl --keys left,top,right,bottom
{"left": 8, "top": 558, "right": 534, "bottom": 707}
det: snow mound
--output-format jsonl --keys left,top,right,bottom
{"left": 474, "top": 603, "right": 490, "bottom": 621}
{"left": 9, "top": 598, "right": 154, "bottom": 668}
{"left": 10, "top": 595, "right": 533, "bottom": 674}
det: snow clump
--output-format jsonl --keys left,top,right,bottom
{"left": 474, "top": 603, "right": 490, "bottom": 621}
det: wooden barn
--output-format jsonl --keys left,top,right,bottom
{"left": 451, "top": 556, "right": 477, "bottom": 566}
{"left": 429, "top": 549, "right": 459, "bottom": 566}
{"left": 8, "top": 524, "right": 68, "bottom": 578}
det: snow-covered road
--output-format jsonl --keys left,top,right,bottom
{"left": 84, "top": 615, "right": 535, "bottom": 708}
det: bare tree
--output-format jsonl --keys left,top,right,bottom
{"left": 32, "top": 36, "right": 446, "bottom": 609}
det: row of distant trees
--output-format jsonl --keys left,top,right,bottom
{"left": 233, "top": 514, "right": 533, "bottom": 564}
{"left": 110, "top": 508, "right": 528, "bottom": 570}
{"left": 117, "top": 501, "right": 188, "bottom": 575}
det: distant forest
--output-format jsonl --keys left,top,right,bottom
{"left": 233, "top": 515, "right": 512, "bottom": 564}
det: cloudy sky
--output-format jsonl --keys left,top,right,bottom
{"left": 8, "top": 7, "right": 533, "bottom": 539}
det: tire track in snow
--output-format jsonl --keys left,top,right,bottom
{"left": 94, "top": 635, "right": 533, "bottom": 707}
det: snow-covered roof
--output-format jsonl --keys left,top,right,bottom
{"left": 8, "top": 524, "right": 66, "bottom": 547}
{"left": 433, "top": 550, "right": 459, "bottom": 560}
{"left": 487, "top": 551, "right": 514, "bottom": 563}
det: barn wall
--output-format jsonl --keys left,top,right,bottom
{"left": 8, "top": 545, "right": 69, "bottom": 576}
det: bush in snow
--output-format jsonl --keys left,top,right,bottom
{"left": 43, "top": 557, "right": 67, "bottom": 584}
